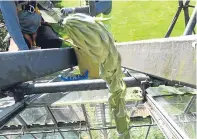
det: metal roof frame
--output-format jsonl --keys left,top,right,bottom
{"left": 0, "top": 76, "right": 196, "bottom": 139}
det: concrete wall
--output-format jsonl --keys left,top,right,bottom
{"left": 116, "top": 35, "right": 197, "bottom": 86}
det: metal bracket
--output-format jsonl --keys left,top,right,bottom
{"left": 13, "top": 91, "right": 24, "bottom": 103}
{"left": 3, "top": 83, "right": 30, "bottom": 103}
{"left": 140, "top": 80, "right": 153, "bottom": 103}
{"left": 0, "top": 90, "right": 7, "bottom": 99}
{"left": 5, "top": 88, "right": 25, "bottom": 103}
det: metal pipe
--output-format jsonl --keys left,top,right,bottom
{"left": 183, "top": 95, "right": 196, "bottom": 113}
{"left": 45, "top": 106, "right": 65, "bottom": 139}
{"left": 15, "top": 76, "right": 148, "bottom": 95}
{"left": 153, "top": 94, "right": 194, "bottom": 98}
{"left": 183, "top": 4, "right": 197, "bottom": 35}
{"left": 123, "top": 67, "right": 196, "bottom": 89}
{"left": 100, "top": 103, "right": 108, "bottom": 139}
{"left": 165, "top": 0, "right": 183, "bottom": 37}
{"left": 183, "top": 0, "right": 190, "bottom": 27}
{"left": 0, "top": 124, "right": 157, "bottom": 136}
{"left": 145, "top": 118, "right": 152, "bottom": 139}
{"left": 89, "top": 0, "right": 96, "bottom": 16}
{"left": 81, "top": 104, "right": 93, "bottom": 139}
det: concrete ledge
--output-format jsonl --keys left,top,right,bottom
{"left": 116, "top": 35, "right": 197, "bottom": 86}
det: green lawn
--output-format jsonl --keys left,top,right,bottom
{"left": 111, "top": 1, "right": 193, "bottom": 42}
{"left": 54, "top": 0, "right": 195, "bottom": 43}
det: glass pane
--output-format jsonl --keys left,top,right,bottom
{"left": 62, "top": 132, "right": 80, "bottom": 139}
{"left": 154, "top": 95, "right": 193, "bottom": 115}
{"left": 0, "top": 97, "right": 15, "bottom": 109}
{"left": 45, "top": 132, "right": 62, "bottom": 139}
{"left": 20, "top": 134, "right": 35, "bottom": 139}
{"left": 147, "top": 85, "right": 197, "bottom": 97}
{"left": 5, "top": 117, "right": 22, "bottom": 126}
{"left": 52, "top": 90, "right": 109, "bottom": 105}
{"left": 32, "top": 132, "right": 63, "bottom": 139}
{"left": 176, "top": 120, "right": 196, "bottom": 139}
{"left": 107, "top": 127, "right": 160, "bottom": 139}
{"left": 5, "top": 135, "right": 19, "bottom": 139}
{"left": 104, "top": 104, "right": 111, "bottom": 126}
{"left": 84, "top": 103, "right": 114, "bottom": 128}
{"left": 107, "top": 129, "right": 118, "bottom": 139}
{"left": 50, "top": 105, "right": 85, "bottom": 123}
{"left": 61, "top": 131, "right": 95, "bottom": 139}
{"left": 78, "top": 131, "right": 90, "bottom": 139}
{"left": 32, "top": 87, "right": 142, "bottom": 107}
{"left": 129, "top": 127, "right": 149, "bottom": 138}
{"left": 19, "top": 107, "right": 53, "bottom": 125}
{"left": 26, "top": 133, "right": 66, "bottom": 139}
{"left": 153, "top": 93, "right": 196, "bottom": 138}
{"left": 33, "top": 133, "right": 49, "bottom": 139}
{"left": 32, "top": 92, "right": 68, "bottom": 105}
{"left": 90, "top": 130, "right": 104, "bottom": 139}
{"left": 147, "top": 126, "right": 165, "bottom": 139}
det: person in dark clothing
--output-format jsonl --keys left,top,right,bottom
{"left": 1, "top": 0, "right": 62, "bottom": 51}
{"left": 17, "top": 1, "right": 63, "bottom": 50}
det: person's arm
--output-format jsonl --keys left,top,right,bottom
{"left": 61, "top": 6, "right": 92, "bottom": 16}
{"left": 0, "top": 1, "right": 29, "bottom": 50}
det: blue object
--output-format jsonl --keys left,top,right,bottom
{"left": 0, "top": 1, "right": 29, "bottom": 50}
{"left": 61, "top": 0, "right": 112, "bottom": 17}
{"left": 95, "top": 0, "right": 112, "bottom": 15}
{"left": 59, "top": 70, "right": 89, "bottom": 81}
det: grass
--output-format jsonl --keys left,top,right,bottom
{"left": 53, "top": 0, "right": 195, "bottom": 43}
{"left": 111, "top": 1, "right": 184, "bottom": 42}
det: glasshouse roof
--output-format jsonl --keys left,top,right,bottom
{"left": 0, "top": 68, "right": 196, "bottom": 139}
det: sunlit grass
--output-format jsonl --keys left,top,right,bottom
{"left": 53, "top": 0, "right": 195, "bottom": 43}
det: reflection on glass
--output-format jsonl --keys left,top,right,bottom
{"left": 154, "top": 95, "right": 196, "bottom": 139}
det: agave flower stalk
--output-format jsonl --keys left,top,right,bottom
{"left": 62, "top": 13, "right": 130, "bottom": 139}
